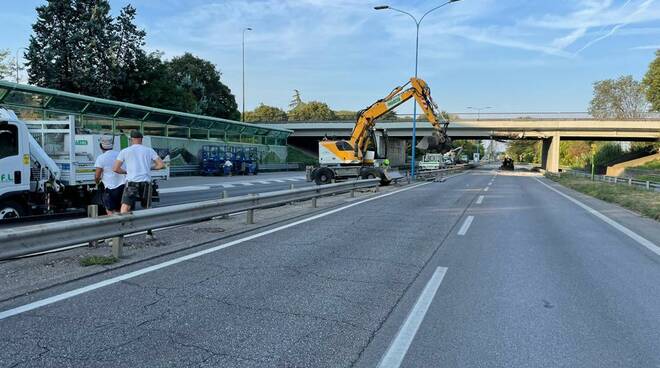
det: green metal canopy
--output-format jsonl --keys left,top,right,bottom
{"left": 0, "top": 81, "right": 291, "bottom": 139}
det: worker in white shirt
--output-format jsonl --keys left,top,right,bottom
{"left": 94, "top": 136, "right": 125, "bottom": 215}
{"left": 112, "top": 130, "right": 165, "bottom": 214}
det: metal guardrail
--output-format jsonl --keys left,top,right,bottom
{"left": 0, "top": 179, "right": 379, "bottom": 260}
{"left": 556, "top": 170, "right": 660, "bottom": 192}
{"left": 170, "top": 164, "right": 199, "bottom": 176}
{"left": 169, "top": 163, "right": 304, "bottom": 176}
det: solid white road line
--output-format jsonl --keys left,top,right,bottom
{"left": 476, "top": 195, "right": 484, "bottom": 204}
{"left": 0, "top": 181, "right": 432, "bottom": 321}
{"left": 377, "top": 267, "right": 448, "bottom": 368}
{"left": 220, "top": 183, "right": 235, "bottom": 188}
{"left": 457, "top": 216, "right": 474, "bottom": 236}
{"left": 158, "top": 186, "right": 210, "bottom": 194}
{"left": 534, "top": 178, "right": 660, "bottom": 256}
{"left": 240, "top": 182, "right": 255, "bottom": 186}
{"left": 272, "top": 179, "right": 286, "bottom": 183}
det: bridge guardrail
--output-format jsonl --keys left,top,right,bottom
{"left": 0, "top": 179, "right": 379, "bottom": 261}
{"left": 553, "top": 170, "right": 660, "bottom": 192}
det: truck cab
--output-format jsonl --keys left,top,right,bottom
{"left": 0, "top": 114, "right": 31, "bottom": 218}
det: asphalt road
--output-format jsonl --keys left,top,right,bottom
{"left": 0, "top": 168, "right": 658, "bottom": 367}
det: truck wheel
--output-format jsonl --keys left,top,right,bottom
{"left": 0, "top": 201, "right": 26, "bottom": 220}
{"left": 314, "top": 168, "right": 334, "bottom": 185}
{"left": 360, "top": 168, "right": 380, "bottom": 180}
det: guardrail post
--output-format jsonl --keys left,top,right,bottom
{"left": 87, "top": 205, "right": 98, "bottom": 247}
{"left": 350, "top": 189, "right": 356, "bottom": 198}
{"left": 646, "top": 181, "right": 651, "bottom": 190}
{"left": 247, "top": 194, "right": 256, "bottom": 224}
{"left": 311, "top": 196, "right": 317, "bottom": 208}
{"left": 111, "top": 236, "right": 124, "bottom": 259}
{"left": 221, "top": 190, "right": 229, "bottom": 219}
{"left": 628, "top": 178, "right": 632, "bottom": 186}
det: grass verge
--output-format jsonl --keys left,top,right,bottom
{"left": 546, "top": 174, "right": 660, "bottom": 221}
{"left": 79, "top": 255, "right": 119, "bottom": 267}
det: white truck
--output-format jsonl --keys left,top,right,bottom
{"left": 0, "top": 108, "right": 168, "bottom": 219}
{"left": 418, "top": 153, "right": 446, "bottom": 171}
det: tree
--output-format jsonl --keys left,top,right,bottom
{"left": 643, "top": 50, "right": 660, "bottom": 111}
{"left": 0, "top": 49, "right": 13, "bottom": 80}
{"left": 132, "top": 52, "right": 197, "bottom": 113}
{"left": 588, "top": 75, "right": 648, "bottom": 119}
{"left": 244, "top": 104, "right": 288, "bottom": 122}
{"left": 288, "top": 101, "right": 337, "bottom": 121}
{"left": 506, "top": 140, "right": 539, "bottom": 163}
{"left": 110, "top": 4, "right": 147, "bottom": 102}
{"left": 559, "top": 141, "right": 591, "bottom": 168}
{"left": 166, "top": 53, "right": 240, "bottom": 120}
{"left": 453, "top": 140, "right": 484, "bottom": 158}
{"left": 26, "top": 0, "right": 81, "bottom": 92}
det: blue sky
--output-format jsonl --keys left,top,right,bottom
{"left": 1, "top": 0, "right": 659, "bottom": 114}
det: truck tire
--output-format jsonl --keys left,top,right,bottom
{"left": 314, "top": 168, "right": 334, "bottom": 185}
{"left": 360, "top": 168, "right": 380, "bottom": 180}
{"left": 0, "top": 200, "right": 26, "bottom": 220}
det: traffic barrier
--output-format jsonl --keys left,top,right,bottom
{"left": 0, "top": 179, "right": 379, "bottom": 260}
{"left": 558, "top": 169, "right": 660, "bottom": 192}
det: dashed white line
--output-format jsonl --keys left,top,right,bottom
{"left": 239, "top": 182, "right": 255, "bottom": 186}
{"left": 483, "top": 187, "right": 489, "bottom": 192}
{"left": 158, "top": 185, "right": 210, "bottom": 194}
{"left": 535, "top": 178, "right": 660, "bottom": 256}
{"left": 377, "top": 267, "right": 448, "bottom": 368}
{"left": 476, "top": 195, "right": 484, "bottom": 204}
{"left": 220, "top": 183, "right": 235, "bottom": 188}
{"left": 0, "top": 181, "right": 432, "bottom": 321}
{"left": 457, "top": 216, "right": 474, "bottom": 235}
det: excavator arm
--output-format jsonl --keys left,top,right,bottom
{"left": 348, "top": 77, "right": 450, "bottom": 159}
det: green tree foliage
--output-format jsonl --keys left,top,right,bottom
{"left": 110, "top": 4, "right": 147, "bottom": 101}
{"left": 334, "top": 110, "right": 357, "bottom": 121}
{"left": 588, "top": 75, "right": 648, "bottom": 119}
{"left": 452, "top": 140, "right": 484, "bottom": 158}
{"left": 593, "top": 143, "right": 623, "bottom": 168}
{"left": 559, "top": 141, "right": 591, "bottom": 168}
{"left": 166, "top": 53, "right": 239, "bottom": 120}
{"left": 244, "top": 104, "right": 288, "bottom": 122}
{"left": 25, "top": 1, "right": 239, "bottom": 120}
{"left": 0, "top": 49, "right": 13, "bottom": 79}
{"left": 506, "top": 140, "right": 539, "bottom": 163}
{"left": 288, "top": 101, "right": 337, "bottom": 121}
{"left": 643, "top": 50, "right": 660, "bottom": 111}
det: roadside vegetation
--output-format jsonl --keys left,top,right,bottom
{"left": 547, "top": 175, "right": 659, "bottom": 221}
{"left": 79, "top": 255, "right": 119, "bottom": 267}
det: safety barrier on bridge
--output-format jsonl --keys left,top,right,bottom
{"left": 0, "top": 179, "right": 379, "bottom": 260}
{"left": 551, "top": 170, "right": 660, "bottom": 192}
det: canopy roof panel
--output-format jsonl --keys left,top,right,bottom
{"left": 0, "top": 81, "right": 291, "bottom": 137}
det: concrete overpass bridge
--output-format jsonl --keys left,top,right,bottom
{"left": 262, "top": 119, "right": 660, "bottom": 172}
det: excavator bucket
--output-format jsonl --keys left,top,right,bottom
{"left": 417, "top": 133, "right": 451, "bottom": 153}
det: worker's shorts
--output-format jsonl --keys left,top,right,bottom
{"left": 102, "top": 184, "right": 125, "bottom": 212}
{"left": 121, "top": 182, "right": 152, "bottom": 210}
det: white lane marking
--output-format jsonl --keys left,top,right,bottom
{"left": 483, "top": 187, "right": 489, "bottom": 192}
{"left": 0, "top": 182, "right": 432, "bottom": 321}
{"left": 457, "top": 216, "right": 474, "bottom": 235}
{"left": 239, "top": 182, "right": 254, "bottom": 186}
{"left": 159, "top": 186, "right": 210, "bottom": 194}
{"left": 272, "top": 179, "right": 286, "bottom": 183}
{"left": 256, "top": 180, "right": 272, "bottom": 184}
{"left": 220, "top": 183, "right": 235, "bottom": 188}
{"left": 377, "top": 267, "right": 448, "bottom": 368}
{"left": 534, "top": 178, "right": 660, "bottom": 256}
{"left": 285, "top": 178, "right": 302, "bottom": 181}
{"left": 476, "top": 195, "right": 484, "bottom": 204}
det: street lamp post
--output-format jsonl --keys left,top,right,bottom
{"left": 242, "top": 27, "right": 252, "bottom": 122}
{"left": 375, "top": 0, "right": 460, "bottom": 180}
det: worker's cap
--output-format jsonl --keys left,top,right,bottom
{"left": 99, "top": 136, "right": 114, "bottom": 150}
{"left": 130, "top": 130, "right": 144, "bottom": 139}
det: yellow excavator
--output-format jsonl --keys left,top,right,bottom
{"left": 310, "top": 77, "right": 451, "bottom": 185}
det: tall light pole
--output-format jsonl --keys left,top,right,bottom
{"left": 242, "top": 27, "right": 252, "bottom": 122}
{"left": 15, "top": 47, "right": 27, "bottom": 84}
{"left": 466, "top": 106, "right": 492, "bottom": 120}
{"left": 375, "top": 0, "right": 461, "bottom": 180}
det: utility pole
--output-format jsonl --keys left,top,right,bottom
{"left": 242, "top": 27, "right": 252, "bottom": 122}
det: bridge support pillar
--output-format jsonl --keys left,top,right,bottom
{"left": 541, "top": 133, "right": 561, "bottom": 173}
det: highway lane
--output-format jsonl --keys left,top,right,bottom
{"left": 0, "top": 169, "right": 658, "bottom": 367}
